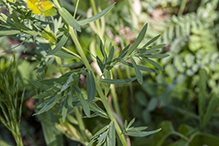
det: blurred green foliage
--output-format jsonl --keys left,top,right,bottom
{"left": 0, "top": 0, "right": 219, "bottom": 145}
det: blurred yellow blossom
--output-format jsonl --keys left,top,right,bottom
{"left": 4, "top": 0, "right": 16, "bottom": 2}
{"left": 26, "top": 0, "right": 57, "bottom": 17}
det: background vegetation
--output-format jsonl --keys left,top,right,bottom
{"left": 0, "top": 0, "right": 219, "bottom": 146}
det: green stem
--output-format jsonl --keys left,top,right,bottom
{"left": 110, "top": 82, "right": 122, "bottom": 118}
{"left": 125, "top": 65, "right": 134, "bottom": 115}
{"left": 173, "top": 131, "right": 189, "bottom": 141}
{"left": 73, "top": 0, "right": 80, "bottom": 18}
{"left": 74, "top": 107, "right": 89, "bottom": 141}
{"left": 178, "top": 0, "right": 187, "bottom": 16}
{"left": 62, "top": 46, "right": 81, "bottom": 59}
{"left": 74, "top": 107, "right": 86, "bottom": 131}
{"left": 117, "top": 67, "right": 128, "bottom": 119}
{"left": 69, "top": 27, "right": 128, "bottom": 146}
{"left": 10, "top": 119, "right": 23, "bottom": 146}
{"left": 90, "top": 0, "right": 103, "bottom": 42}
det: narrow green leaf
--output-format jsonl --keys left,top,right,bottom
{"left": 202, "top": 94, "right": 219, "bottom": 129}
{"left": 109, "top": 122, "right": 115, "bottom": 146}
{"left": 87, "top": 139, "right": 95, "bottom": 146}
{"left": 100, "top": 40, "right": 107, "bottom": 63}
{"left": 11, "top": 10, "right": 19, "bottom": 23}
{"left": 103, "top": 70, "right": 111, "bottom": 96}
{"left": 128, "top": 126, "right": 148, "bottom": 132}
{"left": 148, "top": 44, "right": 166, "bottom": 50}
{"left": 107, "top": 45, "right": 115, "bottom": 63}
{"left": 96, "top": 56, "right": 104, "bottom": 73}
{"left": 142, "top": 53, "right": 169, "bottom": 59}
{"left": 61, "top": 99, "right": 68, "bottom": 122}
{"left": 144, "top": 58, "right": 163, "bottom": 71}
{"left": 198, "top": 69, "right": 207, "bottom": 121}
{"left": 87, "top": 70, "right": 96, "bottom": 101}
{"left": 79, "top": 93, "right": 90, "bottom": 117}
{"left": 89, "top": 102, "right": 109, "bottom": 119}
{"left": 33, "top": 95, "right": 60, "bottom": 116}
{"left": 100, "top": 77, "right": 137, "bottom": 84}
{"left": 19, "top": 89, "right": 25, "bottom": 123}
{"left": 32, "top": 92, "right": 50, "bottom": 99}
{"left": 0, "top": 30, "right": 20, "bottom": 35}
{"left": 141, "top": 48, "right": 161, "bottom": 55}
{"left": 59, "top": 8, "right": 81, "bottom": 31}
{"left": 143, "top": 34, "right": 161, "bottom": 48}
{"left": 124, "top": 120, "right": 128, "bottom": 130}
{"left": 78, "top": 3, "right": 115, "bottom": 25}
{"left": 121, "top": 61, "right": 159, "bottom": 73}
{"left": 47, "top": 34, "right": 69, "bottom": 55}
{"left": 118, "top": 44, "right": 130, "bottom": 58}
{"left": 91, "top": 125, "right": 109, "bottom": 139}
{"left": 127, "top": 24, "right": 148, "bottom": 56}
{"left": 130, "top": 58, "right": 143, "bottom": 84}
{"left": 126, "top": 128, "right": 161, "bottom": 137}
{"left": 127, "top": 118, "right": 135, "bottom": 129}
{"left": 28, "top": 79, "right": 46, "bottom": 90}
{"left": 41, "top": 30, "right": 57, "bottom": 43}
{"left": 38, "top": 112, "right": 63, "bottom": 146}
{"left": 54, "top": 49, "right": 79, "bottom": 59}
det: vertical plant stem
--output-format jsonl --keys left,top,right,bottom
{"left": 125, "top": 65, "right": 134, "bottom": 114}
{"left": 110, "top": 69, "right": 122, "bottom": 119}
{"left": 178, "top": 0, "right": 187, "bottom": 16}
{"left": 90, "top": 0, "right": 103, "bottom": 42}
{"left": 117, "top": 68, "right": 128, "bottom": 119}
{"left": 69, "top": 27, "right": 128, "bottom": 146}
{"left": 111, "top": 84, "right": 122, "bottom": 118}
{"left": 74, "top": 107, "right": 89, "bottom": 141}
{"left": 73, "top": 0, "right": 80, "bottom": 18}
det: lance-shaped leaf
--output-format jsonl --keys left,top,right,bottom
{"left": 100, "top": 77, "right": 137, "bottom": 84}
{"left": 78, "top": 3, "right": 115, "bottom": 25}
{"left": 118, "top": 44, "right": 130, "bottom": 58}
{"left": 201, "top": 94, "right": 219, "bottom": 129}
{"left": 0, "top": 30, "right": 20, "bottom": 36}
{"left": 59, "top": 8, "right": 81, "bottom": 31}
{"left": 28, "top": 79, "right": 46, "bottom": 90}
{"left": 79, "top": 93, "right": 90, "bottom": 117}
{"left": 130, "top": 58, "right": 143, "bottom": 84}
{"left": 87, "top": 70, "right": 96, "bottom": 101}
{"left": 96, "top": 56, "right": 104, "bottom": 73}
{"left": 142, "top": 34, "right": 161, "bottom": 48}
{"left": 127, "top": 24, "right": 148, "bottom": 56}
{"left": 125, "top": 128, "right": 161, "bottom": 137}
{"left": 47, "top": 34, "right": 69, "bottom": 55}
{"left": 144, "top": 58, "right": 163, "bottom": 71}
{"left": 198, "top": 69, "right": 207, "bottom": 121}
{"left": 108, "top": 122, "right": 116, "bottom": 146}
{"left": 107, "top": 45, "right": 115, "bottom": 63}
{"left": 121, "top": 61, "right": 159, "bottom": 73}
{"left": 33, "top": 94, "right": 60, "bottom": 116}
{"left": 142, "top": 53, "right": 169, "bottom": 59}
{"left": 99, "top": 39, "right": 107, "bottom": 63}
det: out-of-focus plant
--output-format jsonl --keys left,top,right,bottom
{"left": 0, "top": 56, "right": 24, "bottom": 146}
{"left": 132, "top": 69, "right": 219, "bottom": 146}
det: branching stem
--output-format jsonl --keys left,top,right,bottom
{"left": 69, "top": 27, "right": 128, "bottom": 146}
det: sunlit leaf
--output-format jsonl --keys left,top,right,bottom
{"left": 59, "top": 8, "right": 81, "bottom": 31}
{"left": 78, "top": 3, "right": 115, "bottom": 25}
{"left": 127, "top": 24, "right": 148, "bottom": 56}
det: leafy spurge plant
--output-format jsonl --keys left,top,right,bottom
{"left": 0, "top": 0, "right": 168, "bottom": 145}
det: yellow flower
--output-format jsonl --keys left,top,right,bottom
{"left": 26, "top": 0, "right": 57, "bottom": 17}
{"left": 4, "top": 0, "right": 16, "bottom": 2}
